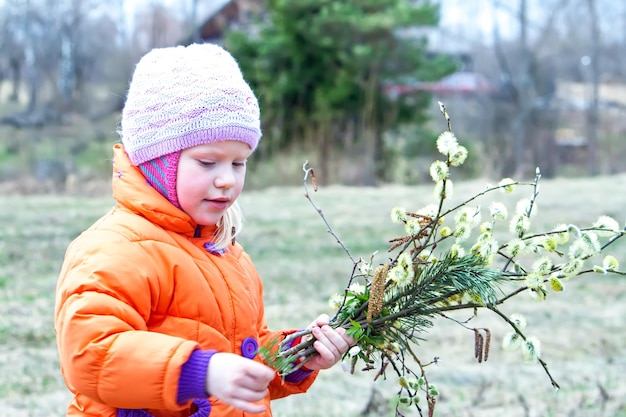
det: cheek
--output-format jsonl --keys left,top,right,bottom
{"left": 177, "top": 166, "right": 208, "bottom": 197}
{"left": 235, "top": 170, "right": 247, "bottom": 192}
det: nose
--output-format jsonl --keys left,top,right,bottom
{"left": 214, "top": 165, "right": 236, "bottom": 189}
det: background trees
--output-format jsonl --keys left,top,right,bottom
{"left": 225, "top": 0, "right": 456, "bottom": 184}
{"left": 1, "top": 0, "right": 626, "bottom": 190}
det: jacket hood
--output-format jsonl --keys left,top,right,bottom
{"left": 111, "top": 143, "right": 213, "bottom": 238}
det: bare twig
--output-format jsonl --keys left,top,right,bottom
{"left": 302, "top": 161, "right": 356, "bottom": 264}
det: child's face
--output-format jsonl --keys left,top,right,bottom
{"left": 177, "top": 140, "right": 251, "bottom": 226}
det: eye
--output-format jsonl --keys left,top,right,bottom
{"left": 233, "top": 161, "right": 247, "bottom": 168}
{"left": 198, "top": 160, "right": 215, "bottom": 167}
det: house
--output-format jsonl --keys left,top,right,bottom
{"left": 183, "top": 0, "right": 261, "bottom": 45}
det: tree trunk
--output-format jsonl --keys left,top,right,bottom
{"left": 58, "top": 25, "right": 74, "bottom": 111}
{"left": 513, "top": 0, "right": 531, "bottom": 178}
{"left": 190, "top": 0, "right": 200, "bottom": 43}
{"left": 24, "top": 43, "right": 39, "bottom": 113}
{"left": 585, "top": 0, "right": 600, "bottom": 176}
{"left": 9, "top": 57, "right": 21, "bottom": 102}
{"left": 317, "top": 121, "right": 331, "bottom": 186}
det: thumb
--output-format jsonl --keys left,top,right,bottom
{"left": 311, "top": 313, "right": 330, "bottom": 328}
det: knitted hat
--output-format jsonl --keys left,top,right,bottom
{"left": 120, "top": 43, "right": 261, "bottom": 206}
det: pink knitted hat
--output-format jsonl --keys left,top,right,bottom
{"left": 121, "top": 43, "right": 261, "bottom": 206}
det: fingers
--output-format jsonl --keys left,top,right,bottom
{"left": 315, "top": 325, "right": 353, "bottom": 351}
{"left": 244, "top": 359, "right": 276, "bottom": 384}
{"left": 339, "top": 326, "right": 355, "bottom": 346}
{"left": 308, "top": 313, "right": 330, "bottom": 329}
{"left": 227, "top": 393, "right": 266, "bottom": 414}
{"left": 206, "top": 353, "right": 275, "bottom": 413}
{"left": 225, "top": 383, "right": 270, "bottom": 415}
{"left": 314, "top": 313, "right": 330, "bottom": 327}
{"left": 310, "top": 325, "right": 351, "bottom": 367}
{"left": 301, "top": 313, "right": 357, "bottom": 371}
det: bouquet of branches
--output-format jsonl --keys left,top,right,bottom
{"left": 258, "top": 103, "right": 625, "bottom": 416}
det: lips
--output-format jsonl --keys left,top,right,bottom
{"left": 205, "top": 198, "right": 230, "bottom": 210}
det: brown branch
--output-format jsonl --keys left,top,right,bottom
{"left": 302, "top": 161, "right": 356, "bottom": 264}
{"left": 487, "top": 305, "right": 560, "bottom": 390}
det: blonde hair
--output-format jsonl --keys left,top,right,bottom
{"left": 213, "top": 201, "right": 244, "bottom": 250}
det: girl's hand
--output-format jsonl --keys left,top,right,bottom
{"left": 206, "top": 352, "right": 275, "bottom": 414}
{"left": 302, "top": 314, "right": 354, "bottom": 371}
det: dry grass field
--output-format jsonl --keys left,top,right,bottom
{"left": 1, "top": 173, "right": 625, "bottom": 417}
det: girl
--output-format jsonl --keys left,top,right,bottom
{"left": 54, "top": 43, "right": 352, "bottom": 417}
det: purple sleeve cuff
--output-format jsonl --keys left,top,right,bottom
{"left": 283, "top": 367, "right": 313, "bottom": 383}
{"left": 176, "top": 350, "right": 216, "bottom": 405}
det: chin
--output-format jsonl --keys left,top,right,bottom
{"left": 195, "top": 214, "right": 223, "bottom": 227}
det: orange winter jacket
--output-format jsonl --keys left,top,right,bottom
{"left": 54, "top": 144, "right": 317, "bottom": 417}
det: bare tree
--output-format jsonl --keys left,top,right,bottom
{"left": 585, "top": 0, "right": 600, "bottom": 176}
{"left": 488, "top": 0, "right": 570, "bottom": 178}
{"left": 189, "top": 0, "right": 201, "bottom": 44}
{"left": 0, "top": 0, "right": 39, "bottom": 110}
{"left": 0, "top": 5, "right": 25, "bottom": 102}
{"left": 512, "top": 0, "right": 531, "bottom": 178}
{"left": 0, "top": 0, "right": 132, "bottom": 119}
{"left": 132, "top": 1, "right": 185, "bottom": 52}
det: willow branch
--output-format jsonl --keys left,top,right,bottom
{"left": 487, "top": 305, "right": 560, "bottom": 389}
{"left": 302, "top": 161, "right": 356, "bottom": 264}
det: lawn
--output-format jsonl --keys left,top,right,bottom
{"left": 1, "top": 173, "right": 625, "bottom": 416}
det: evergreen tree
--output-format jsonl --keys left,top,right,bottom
{"left": 226, "top": 0, "right": 456, "bottom": 183}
